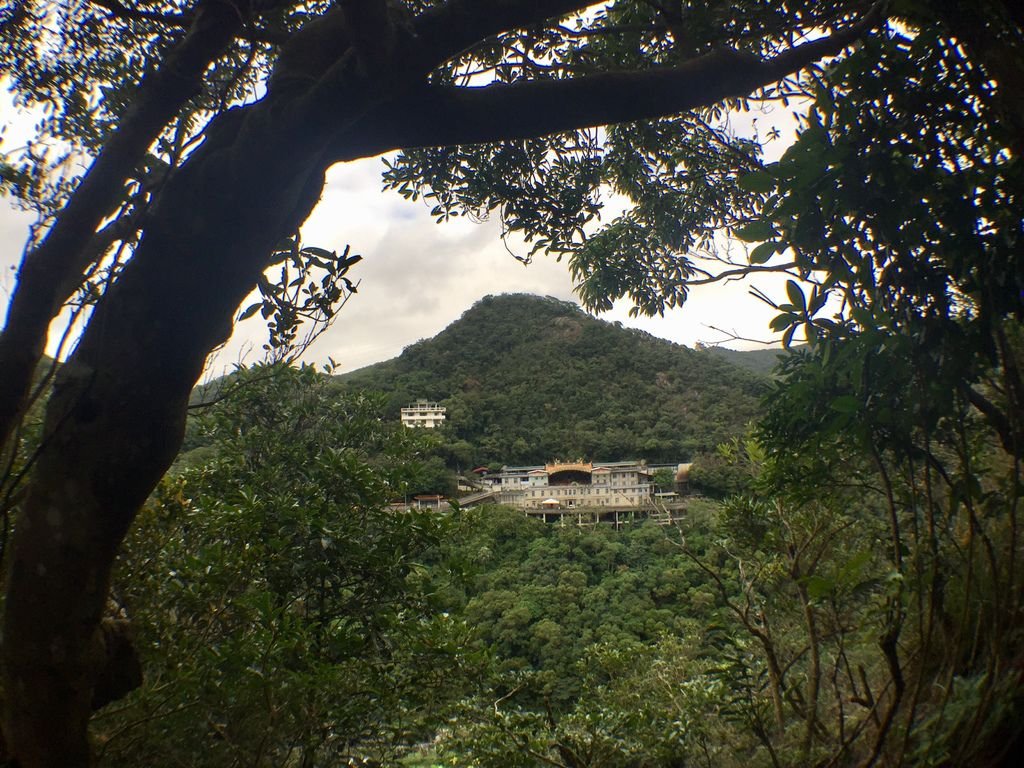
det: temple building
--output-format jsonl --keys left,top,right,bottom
{"left": 478, "top": 460, "right": 680, "bottom": 510}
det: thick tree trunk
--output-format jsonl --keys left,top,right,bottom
{"left": 0, "top": 100, "right": 330, "bottom": 767}
{"left": 0, "top": 0, "right": 245, "bottom": 452}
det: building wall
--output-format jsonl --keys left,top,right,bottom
{"left": 492, "top": 460, "right": 657, "bottom": 509}
{"left": 400, "top": 400, "right": 447, "bottom": 428}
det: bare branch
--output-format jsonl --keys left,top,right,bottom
{"left": 687, "top": 261, "right": 800, "bottom": 286}
{"left": 703, "top": 324, "right": 783, "bottom": 347}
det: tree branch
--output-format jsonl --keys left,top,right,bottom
{"left": 0, "top": 0, "right": 246, "bottom": 453}
{"left": 965, "top": 385, "right": 1021, "bottom": 456}
{"left": 268, "top": 0, "right": 599, "bottom": 100}
{"left": 687, "top": 261, "right": 800, "bottom": 286}
{"left": 87, "top": 0, "right": 193, "bottom": 30}
{"left": 411, "top": 0, "right": 601, "bottom": 72}
{"left": 88, "top": 0, "right": 291, "bottom": 44}
{"left": 330, "top": 14, "right": 880, "bottom": 161}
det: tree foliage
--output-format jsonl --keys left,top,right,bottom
{"left": 1, "top": 0, "right": 1022, "bottom": 765}
{"left": 438, "top": 421, "right": 1020, "bottom": 766}
{"left": 97, "top": 364, "right": 475, "bottom": 766}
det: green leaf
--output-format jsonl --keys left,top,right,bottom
{"left": 838, "top": 551, "right": 872, "bottom": 584}
{"left": 851, "top": 306, "right": 874, "bottom": 328}
{"left": 237, "top": 302, "right": 261, "bottom": 321}
{"left": 809, "top": 288, "right": 828, "bottom": 315}
{"left": 805, "top": 322, "right": 819, "bottom": 347}
{"left": 737, "top": 170, "right": 775, "bottom": 194}
{"left": 302, "top": 246, "right": 335, "bottom": 260}
{"left": 785, "top": 280, "right": 806, "bottom": 311}
{"left": 734, "top": 220, "right": 775, "bottom": 243}
{"left": 805, "top": 575, "right": 834, "bottom": 600}
{"left": 749, "top": 241, "right": 777, "bottom": 265}
{"left": 830, "top": 395, "right": 860, "bottom": 414}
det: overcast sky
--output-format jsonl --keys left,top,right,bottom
{"left": 1, "top": 104, "right": 793, "bottom": 377}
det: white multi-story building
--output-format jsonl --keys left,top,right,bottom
{"left": 400, "top": 399, "right": 447, "bottom": 428}
{"left": 479, "top": 460, "right": 677, "bottom": 509}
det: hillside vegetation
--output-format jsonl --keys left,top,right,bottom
{"left": 702, "top": 344, "right": 799, "bottom": 377}
{"left": 338, "top": 294, "right": 767, "bottom": 466}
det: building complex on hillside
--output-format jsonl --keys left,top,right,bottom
{"left": 396, "top": 398, "right": 692, "bottom": 525}
{"left": 475, "top": 460, "right": 689, "bottom": 510}
{"left": 400, "top": 399, "right": 446, "bottom": 428}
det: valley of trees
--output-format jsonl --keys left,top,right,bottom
{"left": 2, "top": 1, "right": 1023, "bottom": 767}
{"left": 90, "top": 355, "right": 1022, "bottom": 766}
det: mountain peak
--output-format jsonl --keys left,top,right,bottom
{"left": 340, "top": 293, "right": 767, "bottom": 465}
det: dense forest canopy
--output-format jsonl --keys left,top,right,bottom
{"left": 1, "top": 0, "right": 1023, "bottom": 766}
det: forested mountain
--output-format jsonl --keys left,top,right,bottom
{"left": 702, "top": 344, "right": 798, "bottom": 376}
{"left": 338, "top": 294, "right": 767, "bottom": 466}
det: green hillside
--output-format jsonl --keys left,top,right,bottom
{"left": 337, "top": 294, "right": 767, "bottom": 466}
{"left": 702, "top": 344, "right": 798, "bottom": 376}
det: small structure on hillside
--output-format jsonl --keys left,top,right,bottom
{"left": 400, "top": 399, "right": 446, "bottom": 428}
{"left": 412, "top": 494, "right": 446, "bottom": 509}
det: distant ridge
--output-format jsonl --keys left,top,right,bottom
{"left": 337, "top": 294, "right": 767, "bottom": 466}
{"left": 702, "top": 344, "right": 799, "bottom": 376}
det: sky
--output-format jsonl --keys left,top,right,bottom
{"left": 0, "top": 101, "right": 794, "bottom": 377}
